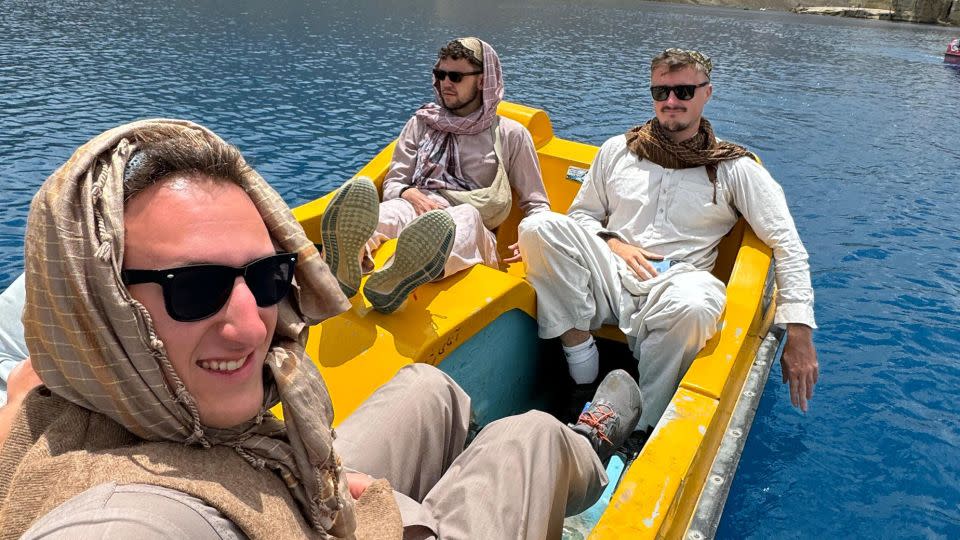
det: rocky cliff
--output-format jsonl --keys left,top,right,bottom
{"left": 664, "top": 0, "right": 960, "bottom": 24}
{"left": 891, "top": 0, "right": 960, "bottom": 24}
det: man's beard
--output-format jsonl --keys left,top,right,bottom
{"left": 658, "top": 106, "right": 691, "bottom": 133}
{"left": 442, "top": 86, "right": 481, "bottom": 111}
{"left": 660, "top": 119, "right": 691, "bottom": 133}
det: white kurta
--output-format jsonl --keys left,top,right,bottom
{"left": 518, "top": 134, "right": 816, "bottom": 428}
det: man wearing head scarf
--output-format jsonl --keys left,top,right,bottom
{"left": 518, "top": 49, "right": 820, "bottom": 433}
{"left": 322, "top": 37, "right": 549, "bottom": 314}
{"left": 0, "top": 119, "right": 643, "bottom": 539}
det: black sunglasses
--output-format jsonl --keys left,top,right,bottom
{"left": 432, "top": 69, "right": 483, "bottom": 83}
{"left": 650, "top": 81, "right": 710, "bottom": 102}
{"left": 122, "top": 252, "right": 298, "bottom": 322}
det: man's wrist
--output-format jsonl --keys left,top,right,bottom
{"left": 787, "top": 322, "right": 812, "bottom": 332}
{"left": 399, "top": 185, "right": 416, "bottom": 198}
{"left": 597, "top": 230, "right": 622, "bottom": 247}
{"left": 786, "top": 323, "right": 813, "bottom": 341}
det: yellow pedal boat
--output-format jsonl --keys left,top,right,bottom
{"left": 287, "top": 102, "right": 783, "bottom": 539}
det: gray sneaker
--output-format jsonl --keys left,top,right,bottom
{"left": 363, "top": 210, "right": 455, "bottom": 314}
{"left": 321, "top": 177, "right": 380, "bottom": 298}
{"left": 570, "top": 369, "right": 642, "bottom": 463}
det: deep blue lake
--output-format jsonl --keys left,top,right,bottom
{"left": 2, "top": 0, "right": 958, "bottom": 536}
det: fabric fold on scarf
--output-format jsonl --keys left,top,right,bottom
{"left": 624, "top": 117, "right": 754, "bottom": 202}
{"left": 22, "top": 119, "right": 356, "bottom": 538}
{"left": 411, "top": 37, "right": 504, "bottom": 192}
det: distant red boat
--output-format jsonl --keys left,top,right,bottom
{"left": 947, "top": 38, "right": 960, "bottom": 64}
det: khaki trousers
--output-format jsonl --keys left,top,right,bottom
{"left": 334, "top": 364, "right": 607, "bottom": 540}
{"left": 517, "top": 212, "right": 726, "bottom": 430}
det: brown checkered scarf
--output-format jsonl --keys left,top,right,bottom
{"left": 22, "top": 119, "right": 356, "bottom": 537}
{"left": 624, "top": 117, "right": 753, "bottom": 203}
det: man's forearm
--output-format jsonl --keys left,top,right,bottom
{"left": 728, "top": 159, "right": 816, "bottom": 328}
{"left": 787, "top": 322, "right": 812, "bottom": 339}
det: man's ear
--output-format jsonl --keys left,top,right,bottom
{"left": 476, "top": 75, "right": 484, "bottom": 91}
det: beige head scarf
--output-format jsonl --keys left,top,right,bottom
{"left": 22, "top": 119, "right": 356, "bottom": 537}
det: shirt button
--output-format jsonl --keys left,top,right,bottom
{"left": 659, "top": 208, "right": 664, "bottom": 214}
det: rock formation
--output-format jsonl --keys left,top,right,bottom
{"left": 666, "top": 0, "right": 960, "bottom": 24}
{"left": 891, "top": 0, "right": 960, "bottom": 24}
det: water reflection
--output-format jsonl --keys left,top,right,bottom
{"left": 1, "top": 1, "right": 959, "bottom": 536}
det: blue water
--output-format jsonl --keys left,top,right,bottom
{"left": 2, "top": 0, "right": 958, "bottom": 536}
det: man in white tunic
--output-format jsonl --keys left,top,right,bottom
{"left": 518, "top": 49, "right": 819, "bottom": 431}
{"left": 323, "top": 37, "right": 549, "bottom": 313}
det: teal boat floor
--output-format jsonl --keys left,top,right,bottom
{"left": 437, "top": 309, "right": 644, "bottom": 536}
{"left": 438, "top": 308, "right": 639, "bottom": 426}
{"left": 562, "top": 454, "right": 628, "bottom": 539}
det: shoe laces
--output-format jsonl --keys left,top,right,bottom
{"left": 577, "top": 403, "right": 616, "bottom": 445}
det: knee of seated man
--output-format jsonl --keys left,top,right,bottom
{"left": 485, "top": 410, "right": 565, "bottom": 447}
{"left": 448, "top": 202, "right": 483, "bottom": 222}
{"left": 666, "top": 276, "right": 726, "bottom": 324}
{"left": 517, "top": 212, "right": 566, "bottom": 249}
{"left": 668, "top": 286, "right": 725, "bottom": 328}
{"left": 393, "top": 363, "right": 464, "bottom": 407}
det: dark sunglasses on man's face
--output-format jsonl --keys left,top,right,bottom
{"left": 122, "top": 252, "right": 298, "bottom": 322}
{"left": 432, "top": 69, "right": 483, "bottom": 83}
{"left": 650, "top": 81, "right": 710, "bottom": 102}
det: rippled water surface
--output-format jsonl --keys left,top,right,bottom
{"left": 2, "top": 0, "right": 958, "bottom": 536}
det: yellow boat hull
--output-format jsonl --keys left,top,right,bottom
{"left": 287, "top": 102, "right": 779, "bottom": 538}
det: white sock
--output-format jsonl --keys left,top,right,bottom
{"left": 563, "top": 336, "right": 599, "bottom": 384}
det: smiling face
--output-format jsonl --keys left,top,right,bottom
{"left": 651, "top": 65, "right": 712, "bottom": 143}
{"left": 436, "top": 56, "right": 484, "bottom": 116}
{"left": 123, "top": 175, "right": 278, "bottom": 429}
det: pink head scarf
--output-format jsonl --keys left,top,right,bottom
{"left": 410, "top": 38, "right": 504, "bottom": 191}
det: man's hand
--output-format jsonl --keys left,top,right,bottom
{"left": 606, "top": 237, "right": 663, "bottom": 280}
{"left": 401, "top": 187, "right": 445, "bottom": 215}
{"left": 1, "top": 358, "right": 41, "bottom": 449}
{"left": 503, "top": 242, "right": 522, "bottom": 263}
{"left": 7, "top": 358, "right": 41, "bottom": 405}
{"left": 780, "top": 324, "right": 819, "bottom": 412}
{"left": 345, "top": 471, "right": 375, "bottom": 499}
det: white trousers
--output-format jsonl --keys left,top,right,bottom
{"left": 366, "top": 193, "right": 500, "bottom": 278}
{"left": 517, "top": 212, "right": 726, "bottom": 430}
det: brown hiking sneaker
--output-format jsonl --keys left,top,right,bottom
{"left": 570, "top": 369, "right": 643, "bottom": 463}
{"left": 320, "top": 177, "right": 380, "bottom": 298}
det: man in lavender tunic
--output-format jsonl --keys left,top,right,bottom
{"left": 324, "top": 37, "right": 549, "bottom": 314}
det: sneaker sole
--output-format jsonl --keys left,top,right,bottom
{"left": 363, "top": 210, "right": 455, "bottom": 314}
{"left": 321, "top": 177, "right": 380, "bottom": 298}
